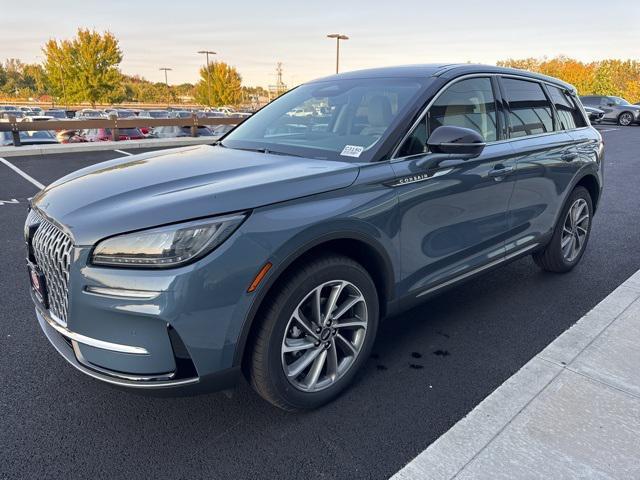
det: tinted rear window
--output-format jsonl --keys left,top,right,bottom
{"left": 502, "top": 78, "right": 553, "bottom": 138}
{"left": 548, "top": 86, "right": 587, "bottom": 130}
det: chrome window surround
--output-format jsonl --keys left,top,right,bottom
{"left": 391, "top": 73, "right": 589, "bottom": 161}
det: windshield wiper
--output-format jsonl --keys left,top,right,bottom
{"left": 235, "top": 146, "right": 304, "bottom": 157}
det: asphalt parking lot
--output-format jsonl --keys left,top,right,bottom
{"left": 1, "top": 126, "right": 639, "bottom": 480}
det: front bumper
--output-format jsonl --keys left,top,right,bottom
{"left": 36, "top": 305, "right": 199, "bottom": 388}
{"left": 28, "top": 211, "right": 272, "bottom": 391}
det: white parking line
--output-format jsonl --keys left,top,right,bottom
{"left": 0, "top": 157, "right": 45, "bottom": 190}
{"left": 114, "top": 149, "right": 134, "bottom": 156}
{"left": 596, "top": 128, "right": 619, "bottom": 132}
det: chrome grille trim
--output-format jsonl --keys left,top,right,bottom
{"left": 27, "top": 209, "right": 73, "bottom": 326}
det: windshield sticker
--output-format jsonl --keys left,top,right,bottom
{"left": 340, "top": 145, "right": 364, "bottom": 158}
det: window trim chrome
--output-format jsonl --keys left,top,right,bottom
{"left": 391, "top": 72, "right": 588, "bottom": 162}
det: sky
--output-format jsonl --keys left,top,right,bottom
{"left": 1, "top": 0, "right": 639, "bottom": 88}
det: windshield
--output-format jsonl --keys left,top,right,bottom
{"left": 148, "top": 110, "right": 169, "bottom": 118}
{"left": 610, "top": 97, "right": 631, "bottom": 106}
{"left": 222, "top": 77, "right": 425, "bottom": 161}
{"left": 46, "top": 110, "right": 66, "bottom": 118}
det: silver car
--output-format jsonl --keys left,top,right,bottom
{"left": 580, "top": 95, "right": 640, "bottom": 126}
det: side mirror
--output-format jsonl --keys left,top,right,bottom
{"left": 427, "top": 125, "right": 486, "bottom": 157}
{"left": 606, "top": 103, "right": 615, "bottom": 107}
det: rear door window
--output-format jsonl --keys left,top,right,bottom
{"left": 501, "top": 78, "right": 554, "bottom": 138}
{"left": 547, "top": 86, "right": 587, "bottom": 130}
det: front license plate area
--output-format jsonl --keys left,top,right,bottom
{"left": 27, "top": 261, "right": 49, "bottom": 309}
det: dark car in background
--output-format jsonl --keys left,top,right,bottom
{"left": 584, "top": 106, "right": 604, "bottom": 124}
{"left": 82, "top": 127, "right": 145, "bottom": 141}
{"left": 25, "top": 64, "right": 603, "bottom": 411}
{"left": 44, "top": 109, "right": 68, "bottom": 119}
{"left": 580, "top": 95, "right": 640, "bottom": 126}
{"left": 1, "top": 130, "right": 58, "bottom": 146}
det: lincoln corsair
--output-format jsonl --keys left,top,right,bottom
{"left": 25, "top": 64, "right": 603, "bottom": 410}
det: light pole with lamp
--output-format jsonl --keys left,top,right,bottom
{"left": 159, "top": 67, "right": 172, "bottom": 107}
{"left": 197, "top": 50, "right": 216, "bottom": 108}
{"left": 326, "top": 33, "right": 349, "bottom": 74}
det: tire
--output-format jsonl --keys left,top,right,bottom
{"left": 618, "top": 111, "right": 634, "bottom": 126}
{"left": 532, "top": 186, "right": 593, "bottom": 273}
{"left": 247, "top": 254, "right": 379, "bottom": 411}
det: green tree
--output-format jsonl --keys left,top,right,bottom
{"left": 194, "top": 61, "right": 243, "bottom": 107}
{"left": 42, "top": 29, "right": 123, "bottom": 106}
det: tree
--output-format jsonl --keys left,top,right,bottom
{"left": 498, "top": 56, "right": 640, "bottom": 102}
{"left": 194, "top": 61, "right": 243, "bottom": 107}
{"left": 42, "top": 29, "right": 123, "bottom": 106}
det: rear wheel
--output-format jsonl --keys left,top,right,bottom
{"left": 247, "top": 255, "right": 379, "bottom": 411}
{"left": 533, "top": 186, "right": 593, "bottom": 273}
{"left": 618, "top": 112, "right": 634, "bottom": 126}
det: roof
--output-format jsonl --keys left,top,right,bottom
{"left": 310, "top": 63, "right": 575, "bottom": 91}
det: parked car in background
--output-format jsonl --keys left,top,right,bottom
{"left": 56, "top": 129, "right": 87, "bottom": 144}
{"left": 170, "top": 110, "right": 193, "bottom": 119}
{"left": 0, "top": 130, "right": 58, "bottom": 146}
{"left": 148, "top": 125, "right": 214, "bottom": 138}
{"left": 20, "top": 115, "right": 55, "bottom": 122}
{"left": 76, "top": 109, "right": 105, "bottom": 119}
{"left": 25, "top": 64, "right": 603, "bottom": 411}
{"left": 142, "top": 110, "right": 170, "bottom": 119}
{"left": 82, "top": 127, "right": 145, "bottom": 141}
{"left": 584, "top": 106, "right": 604, "bottom": 124}
{"left": 19, "top": 107, "right": 34, "bottom": 115}
{"left": 113, "top": 109, "right": 136, "bottom": 118}
{"left": 30, "top": 106, "right": 45, "bottom": 116}
{"left": 0, "top": 105, "right": 19, "bottom": 114}
{"left": 580, "top": 95, "right": 640, "bottom": 126}
{"left": 1, "top": 110, "right": 24, "bottom": 119}
{"left": 44, "top": 109, "right": 68, "bottom": 119}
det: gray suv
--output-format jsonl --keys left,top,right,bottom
{"left": 25, "top": 64, "right": 603, "bottom": 410}
{"left": 580, "top": 95, "right": 640, "bottom": 126}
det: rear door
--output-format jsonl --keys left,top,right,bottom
{"left": 500, "top": 76, "right": 583, "bottom": 254}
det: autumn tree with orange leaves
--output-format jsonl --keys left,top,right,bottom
{"left": 498, "top": 56, "right": 640, "bottom": 102}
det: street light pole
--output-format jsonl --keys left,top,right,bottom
{"left": 159, "top": 67, "right": 172, "bottom": 107}
{"left": 197, "top": 50, "right": 216, "bottom": 108}
{"left": 326, "top": 33, "right": 349, "bottom": 74}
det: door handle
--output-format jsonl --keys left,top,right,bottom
{"left": 488, "top": 165, "right": 514, "bottom": 178}
{"left": 561, "top": 152, "right": 578, "bottom": 162}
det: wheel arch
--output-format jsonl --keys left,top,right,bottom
{"left": 575, "top": 173, "right": 601, "bottom": 213}
{"left": 233, "top": 232, "right": 395, "bottom": 368}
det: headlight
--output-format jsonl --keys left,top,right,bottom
{"left": 91, "top": 213, "right": 247, "bottom": 268}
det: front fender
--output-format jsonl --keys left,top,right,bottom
{"left": 231, "top": 183, "right": 399, "bottom": 366}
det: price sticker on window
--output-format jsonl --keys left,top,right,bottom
{"left": 340, "top": 145, "right": 364, "bottom": 158}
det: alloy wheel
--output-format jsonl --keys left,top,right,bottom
{"left": 561, "top": 198, "right": 590, "bottom": 262}
{"left": 619, "top": 112, "right": 633, "bottom": 126}
{"left": 281, "top": 280, "right": 368, "bottom": 392}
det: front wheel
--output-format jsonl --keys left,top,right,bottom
{"left": 533, "top": 186, "right": 593, "bottom": 273}
{"left": 247, "top": 255, "right": 379, "bottom": 411}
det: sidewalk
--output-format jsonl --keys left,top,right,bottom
{"left": 392, "top": 270, "right": 640, "bottom": 480}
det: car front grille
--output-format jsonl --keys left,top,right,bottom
{"left": 26, "top": 209, "right": 73, "bottom": 326}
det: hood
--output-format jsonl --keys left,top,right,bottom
{"left": 32, "top": 144, "right": 360, "bottom": 245}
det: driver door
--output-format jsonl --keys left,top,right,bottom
{"left": 391, "top": 76, "right": 517, "bottom": 297}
